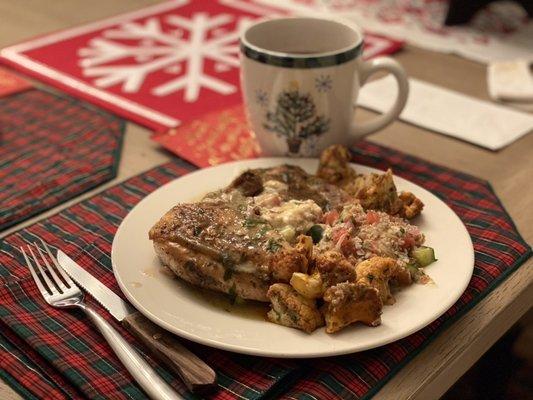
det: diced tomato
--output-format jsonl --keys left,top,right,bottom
{"left": 344, "top": 220, "right": 355, "bottom": 231}
{"left": 331, "top": 227, "right": 348, "bottom": 243}
{"left": 401, "top": 235, "right": 416, "bottom": 250}
{"left": 323, "top": 210, "right": 339, "bottom": 226}
{"left": 366, "top": 211, "right": 380, "bottom": 224}
{"left": 335, "top": 232, "right": 348, "bottom": 250}
{"left": 340, "top": 237, "right": 356, "bottom": 256}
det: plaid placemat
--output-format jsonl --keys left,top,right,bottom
{"left": 0, "top": 89, "right": 124, "bottom": 231}
{"left": 0, "top": 141, "right": 530, "bottom": 400}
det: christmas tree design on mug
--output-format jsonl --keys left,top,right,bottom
{"left": 263, "top": 81, "right": 330, "bottom": 154}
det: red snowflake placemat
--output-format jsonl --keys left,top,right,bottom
{"left": 0, "top": 0, "right": 403, "bottom": 132}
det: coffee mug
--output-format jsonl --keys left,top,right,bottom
{"left": 240, "top": 17, "right": 409, "bottom": 157}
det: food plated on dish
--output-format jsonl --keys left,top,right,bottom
{"left": 149, "top": 145, "right": 437, "bottom": 334}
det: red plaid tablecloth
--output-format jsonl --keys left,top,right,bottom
{"left": 0, "top": 141, "right": 530, "bottom": 400}
{"left": 0, "top": 90, "right": 124, "bottom": 231}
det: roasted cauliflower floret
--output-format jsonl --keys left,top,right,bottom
{"left": 323, "top": 282, "right": 382, "bottom": 333}
{"left": 391, "top": 264, "right": 412, "bottom": 287}
{"left": 345, "top": 169, "right": 403, "bottom": 215}
{"left": 316, "top": 146, "right": 424, "bottom": 220}
{"left": 355, "top": 257, "right": 397, "bottom": 305}
{"left": 398, "top": 191, "right": 424, "bottom": 219}
{"left": 267, "top": 283, "right": 324, "bottom": 333}
{"left": 316, "top": 144, "right": 356, "bottom": 185}
{"left": 290, "top": 272, "right": 324, "bottom": 299}
{"left": 270, "top": 235, "right": 313, "bottom": 282}
{"left": 314, "top": 250, "right": 357, "bottom": 288}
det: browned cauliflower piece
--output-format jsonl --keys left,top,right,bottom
{"left": 398, "top": 191, "right": 424, "bottom": 219}
{"left": 316, "top": 145, "right": 424, "bottom": 219}
{"left": 355, "top": 257, "right": 397, "bottom": 305}
{"left": 270, "top": 235, "right": 313, "bottom": 282}
{"left": 323, "top": 282, "right": 382, "bottom": 333}
{"left": 314, "top": 250, "right": 357, "bottom": 288}
{"left": 391, "top": 264, "right": 412, "bottom": 287}
{"left": 344, "top": 169, "right": 403, "bottom": 215}
{"left": 267, "top": 283, "right": 324, "bottom": 333}
{"left": 316, "top": 145, "right": 356, "bottom": 185}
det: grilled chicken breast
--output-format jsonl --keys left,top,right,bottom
{"left": 149, "top": 171, "right": 319, "bottom": 301}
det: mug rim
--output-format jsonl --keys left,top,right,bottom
{"left": 240, "top": 16, "right": 364, "bottom": 69}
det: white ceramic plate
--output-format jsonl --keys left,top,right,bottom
{"left": 112, "top": 158, "right": 474, "bottom": 358}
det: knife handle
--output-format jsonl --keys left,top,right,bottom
{"left": 123, "top": 311, "right": 216, "bottom": 392}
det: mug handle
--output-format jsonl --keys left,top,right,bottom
{"left": 351, "top": 57, "right": 409, "bottom": 136}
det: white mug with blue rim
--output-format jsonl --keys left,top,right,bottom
{"left": 240, "top": 17, "right": 409, "bottom": 157}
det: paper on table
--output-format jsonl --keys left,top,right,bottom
{"left": 358, "top": 76, "right": 533, "bottom": 150}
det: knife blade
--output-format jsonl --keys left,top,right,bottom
{"left": 57, "top": 250, "right": 216, "bottom": 392}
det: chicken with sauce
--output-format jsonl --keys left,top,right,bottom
{"left": 150, "top": 145, "right": 436, "bottom": 334}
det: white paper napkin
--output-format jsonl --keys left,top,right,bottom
{"left": 487, "top": 60, "right": 533, "bottom": 102}
{"left": 358, "top": 76, "right": 533, "bottom": 150}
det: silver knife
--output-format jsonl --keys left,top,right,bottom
{"left": 57, "top": 250, "right": 216, "bottom": 392}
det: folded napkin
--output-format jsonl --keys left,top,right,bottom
{"left": 0, "top": 141, "right": 530, "bottom": 400}
{"left": 358, "top": 75, "right": 533, "bottom": 150}
{"left": 488, "top": 60, "right": 533, "bottom": 102}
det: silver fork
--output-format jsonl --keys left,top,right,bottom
{"left": 21, "top": 240, "right": 183, "bottom": 400}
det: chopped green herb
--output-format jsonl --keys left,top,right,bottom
{"left": 243, "top": 218, "right": 266, "bottom": 227}
{"left": 288, "top": 311, "right": 299, "bottom": 323}
{"left": 184, "top": 260, "right": 196, "bottom": 270}
{"left": 193, "top": 226, "right": 203, "bottom": 236}
{"left": 367, "top": 274, "right": 374, "bottom": 282}
{"left": 307, "top": 224, "right": 324, "bottom": 244}
{"left": 221, "top": 253, "right": 235, "bottom": 268}
{"left": 223, "top": 268, "right": 233, "bottom": 281}
{"left": 228, "top": 284, "right": 237, "bottom": 304}
{"left": 266, "top": 239, "right": 282, "bottom": 252}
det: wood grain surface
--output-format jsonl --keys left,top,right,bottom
{"left": 122, "top": 312, "right": 216, "bottom": 392}
{"left": 0, "top": 1, "right": 531, "bottom": 399}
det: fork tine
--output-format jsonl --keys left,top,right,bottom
{"left": 34, "top": 243, "right": 67, "bottom": 292}
{"left": 20, "top": 247, "right": 52, "bottom": 297}
{"left": 39, "top": 238, "right": 73, "bottom": 287}
{"left": 27, "top": 245, "right": 58, "bottom": 295}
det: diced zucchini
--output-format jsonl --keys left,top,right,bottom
{"left": 406, "top": 263, "right": 419, "bottom": 276}
{"left": 411, "top": 246, "right": 437, "bottom": 267}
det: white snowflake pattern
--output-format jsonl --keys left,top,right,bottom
{"left": 78, "top": 13, "right": 253, "bottom": 102}
{"left": 315, "top": 75, "right": 332, "bottom": 92}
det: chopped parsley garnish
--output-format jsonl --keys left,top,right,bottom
{"left": 228, "top": 284, "right": 237, "bottom": 304}
{"left": 221, "top": 253, "right": 235, "bottom": 268}
{"left": 223, "top": 268, "right": 233, "bottom": 281}
{"left": 266, "top": 239, "right": 282, "bottom": 252}
{"left": 243, "top": 218, "right": 266, "bottom": 227}
{"left": 193, "top": 226, "right": 203, "bottom": 236}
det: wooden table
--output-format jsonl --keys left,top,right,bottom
{"left": 1, "top": 2, "right": 531, "bottom": 399}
